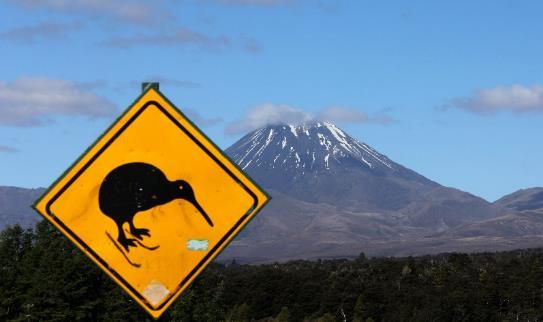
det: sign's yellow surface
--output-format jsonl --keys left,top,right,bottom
{"left": 33, "top": 88, "right": 269, "bottom": 318}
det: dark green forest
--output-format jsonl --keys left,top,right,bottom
{"left": 2, "top": 221, "right": 543, "bottom": 321}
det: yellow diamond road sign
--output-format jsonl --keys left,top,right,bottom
{"left": 33, "top": 87, "right": 270, "bottom": 318}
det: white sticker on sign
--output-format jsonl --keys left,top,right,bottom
{"left": 187, "top": 239, "right": 208, "bottom": 251}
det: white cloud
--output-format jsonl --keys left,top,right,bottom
{"left": 450, "top": 84, "right": 543, "bottom": 114}
{"left": 225, "top": 103, "right": 312, "bottom": 134}
{"left": 318, "top": 106, "right": 369, "bottom": 123}
{"left": 101, "top": 27, "right": 230, "bottom": 50}
{"left": 183, "top": 108, "right": 222, "bottom": 127}
{"left": 318, "top": 106, "right": 394, "bottom": 124}
{"left": 213, "top": 0, "right": 337, "bottom": 12}
{"left": 0, "top": 145, "right": 18, "bottom": 153}
{"left": 0, "top": 21, "right": 82, "bottom": 43}
{"left": 225, "top": 104, "right": 392, "bottom": 134}
{"left": 101, "top": 27, "right": 260, "bottom": 53}
{"left": 218, "top": 0, "right": 293, "bottom": 5}
{"left": 0, "top": 77, "right": 116, "bottom": 126}
{"left": 12, "top": 0, "right": 158, "bottom": 24}
{"left": 130, "top": 76, "right": 201, "bottom": 89}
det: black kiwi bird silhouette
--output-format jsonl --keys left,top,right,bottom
{"left": 99, "top": 162, "right": 214, "bottom": 252}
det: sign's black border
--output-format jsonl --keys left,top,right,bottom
{"left": 38, "top": 100, "right": 263, "bottom": 312}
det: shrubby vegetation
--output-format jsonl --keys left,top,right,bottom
{"left": 2, "top": 221, "right": 543, "bottom": 321}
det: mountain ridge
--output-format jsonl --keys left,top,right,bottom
{"left": 219, "top": 121, "right": 538, "bottom": 261}
{"left": 494, "top": 187, "right": 543, "bottom": 212}
{"left": 2, "top": 122, "right": 542, "bottom": 262}
{"left": 0, "top": 186, "right": 45, "bottom": 228}
{"left": 226, "top": 122, "right": 439, "bottom": 213}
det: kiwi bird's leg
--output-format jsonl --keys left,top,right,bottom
{"left": 129, "top": 220, "right": 150, "bottom": 240}
{"left": 117, "top": 221, "right": 137, "bottom": 251}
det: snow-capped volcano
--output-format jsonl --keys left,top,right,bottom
{"left": 228, "top": 122, "right": 394, "bottom": 175}
{"left": 226, "top": 122, "right": 437, "bottom": 209}
{"left": 220, "top": 122, "right": 511, "bottom": 262}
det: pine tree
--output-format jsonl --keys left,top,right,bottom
{"left": 227, "top": 303, "right": 250, "bottom": 322}
{"left": 275, "top": 306, "right": 290, "bottom": 322}
{"left": 353, "top": 295, "right": 367, "bottom": 322}
{"left": 316, "top": 312, "right": 335, "bottom": 322}
{"left": 0, "top": 225, "right": 32, "bottom": 320}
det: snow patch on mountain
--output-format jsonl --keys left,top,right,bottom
{"left": 227, "top": 122, "right": 395, "bottom": 175}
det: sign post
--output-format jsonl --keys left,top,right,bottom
{"left": 33, "top": 85, "right": 270, "bottom": 318}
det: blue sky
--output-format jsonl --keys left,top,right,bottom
{"left": 0, "top": 0, "right": 542, "bottom": 201}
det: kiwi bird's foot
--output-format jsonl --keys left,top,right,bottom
{"left": 130, "top": 227, "right": 150, "bottom": 240}
{"left": 118, "top": 236, "right": 137, "bottom": 252}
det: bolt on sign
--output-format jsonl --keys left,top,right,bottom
{"left": 33, "top": 85, "right": 270, "bottom": 319}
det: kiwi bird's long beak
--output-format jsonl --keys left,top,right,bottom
{"left": 192, "top": 198, "right": 214, "bottom": 227}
